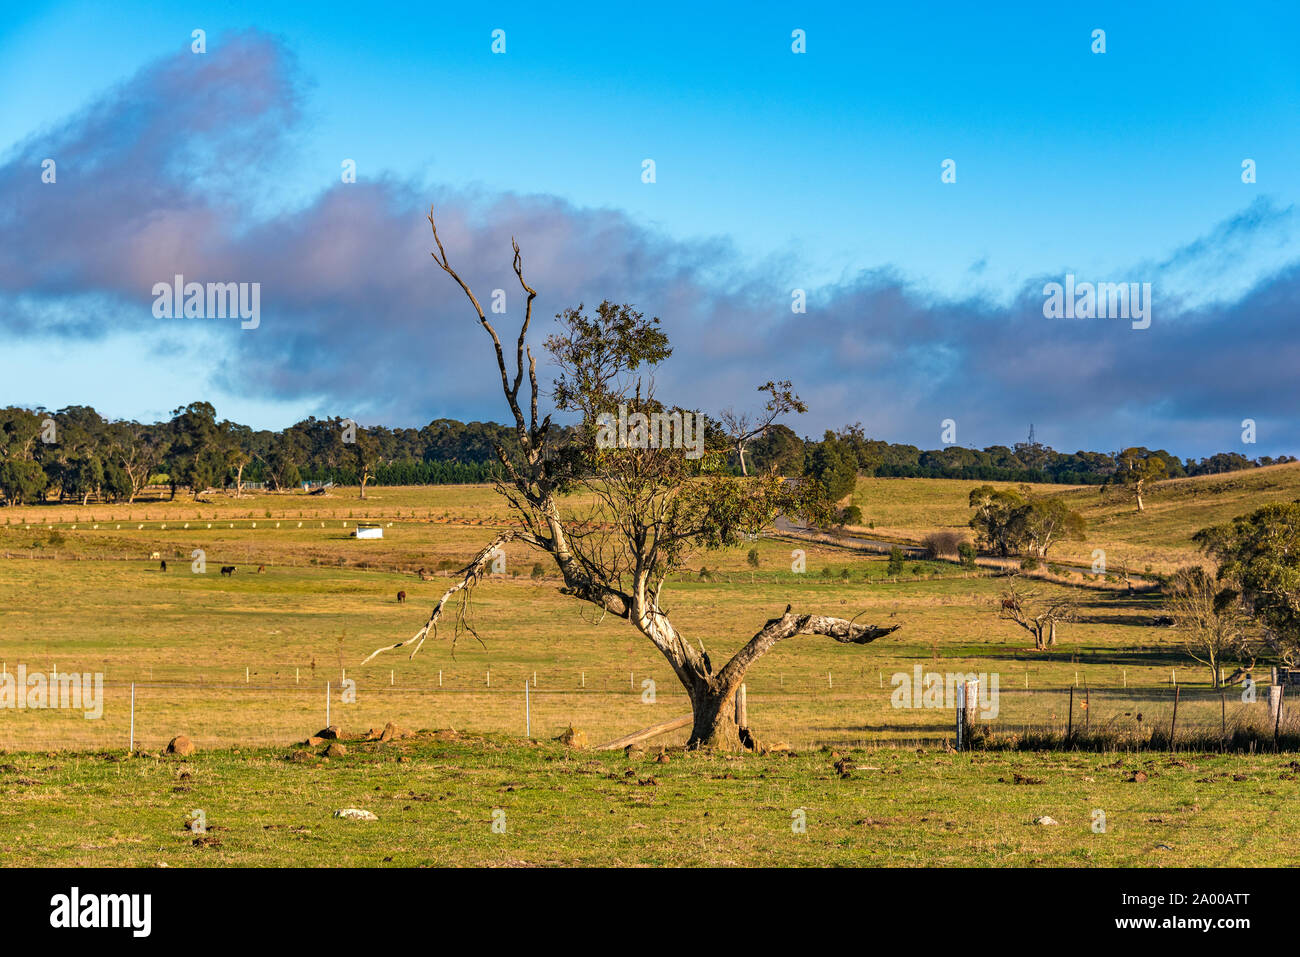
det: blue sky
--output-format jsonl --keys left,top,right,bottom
{"left": 2, "top": 1, "right": 1298, "bottom": 457}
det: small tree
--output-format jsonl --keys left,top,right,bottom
{"left": 719, "top": 382, "right": 807, "bottom": 477}
{"left": 746, "top": 547, "right": 760, "bottom": 568}
{"left": 1164, "top": 566, "right": 1254, "bottom": 687}
{"left": 1113, "top": 447, "right": 1167, "bottom": 513}
{"left": 887, "top": 546, "right": 905, "bottom": 576}
{"left": 998, "top": 581, "right": 1075, "bottom": 650}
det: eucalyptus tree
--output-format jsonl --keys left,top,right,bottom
{"left": 364, "top": 208, "right": 899, "bottom": 749}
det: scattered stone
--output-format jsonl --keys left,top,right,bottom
{"left": 379, "top": 721, "right": 412, "bottom": 743}
{"left": 333, "top": 808, "right": 378, "bottom": 822}
{"left": 306, "top": 736, "right": 327, "bottom": 747}
{"left": 556, "top": 725, "right": 588, "bottom": 749}
{"left": 288, "top": 749, "right": 314, "bottom": 763}
{"left": 166, "top": 735, "right": 195, "bottom": 757}
{"left": 324, "top": 742, "right": 347, "bottom": 758}
{"left": 1034, "top": 816, "right": 1059, "bottom": 826}
{"left": 654, "top": 748, "right": 670, "bottom": 764}
{"left": 1013, "top": 772, "right": 1044, "bottom": 786}
{"left": 624, "top": 743, "right": 646, "bottom": 757}
{"left": 1129, "top": 771, "right": 1149, "bottom": 783}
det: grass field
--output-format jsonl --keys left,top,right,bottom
{"left": 1, "top": 473, "right": 1295, "bottom": 866}
{"left": 4, "top": 733, "right": 1299, "bottom": 867}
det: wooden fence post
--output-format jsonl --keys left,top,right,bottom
{"left": 1170, "top": 685, "right": 1180, "bottom": 751}
{"left": 735, "top": 683, "right": 748, "bottom": 731}
{"left": 1273, "top": 684, "right": 1285, "bottom": 750}
{"left": 1066, "top": 685, "right": 1074, "bottom": 741}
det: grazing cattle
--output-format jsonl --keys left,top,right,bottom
{"left": 220, "top": 566, "right": 235, "bottom": 577}
{"left": 417, "top": 567, "right": 433, "bottom": 582}
{"left": 1000, "top": 597, "right": 1020, "bottom": 612}
{"left": 257, "top": 565, "right": 266, "bottom": 574}
{"left": 159, "top": 560, "right": 167, "bottom": 572}
{"left": 397, "top": 590, "right": 407, "bottom": 603}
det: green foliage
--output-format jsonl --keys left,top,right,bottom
{"left": 1196, "top": 502, "right": 1300, "bottom": 658}
{"left": 746, "top": 547, "right": 759, "bottom": 568}
{"left": 887, "top": 546, "right": 905, "bottom": 575}
{"left": 957, "top": 542, "right": 977, "bottom": 568}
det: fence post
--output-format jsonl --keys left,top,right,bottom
{"left": 1273, "top": 684, "right": 1285, "bottom": 750}
{"left": 1170, "top": 685, "right": 1180, "bottom": 751}
{"left": 735, "top": 683, "right": 748, "bottom": 730}
{"left": 1066, "top": 686, "right": 1074, "bottom": 741}
{"left": 1221, "top": 687, "right": 1227, "bottom": 750}
{"left": 326, "top": 681, "right": 331, "bottom": 727}
{"left": 963, "top": 678, "right": 978, "bottom": 746}
{"left": 129, "top": 682, "right": 135, "bottom": 753}
{"left": 955, "top": 682, "right": 964, "bottom": 751}
{"left": 525, "top": 681, "right": 530, "bottom": 738}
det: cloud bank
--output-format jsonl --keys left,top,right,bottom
{"left": 2, "top": 31, "right": 1296, "bottom": 458}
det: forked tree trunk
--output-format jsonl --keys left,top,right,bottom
{"left": 687, "top": 679, "right": 744, "bottom": 750}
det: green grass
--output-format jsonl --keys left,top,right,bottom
{"left": 3, "top": 732, "right": 1298, "bottom": 866}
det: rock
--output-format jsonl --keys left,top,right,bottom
{"left": 1034, "top": 816, "right": 1059, "bottom": 826}
{"left": 333, "top": 808, "right": 378, "bottom": 822}
{"left": 166, "top": 735, "right": 195, "bottom": 757}
{"left": 316, "top": 726, "right": 340, "bottom": 740}
{"left": 556, "top": 725, "right": 588, "bottom": 748}
{"left": 306, "top": 736, "right": 326, "bottom": 747}
{"left": 324, "top": 742, "right": 347, "bottom": 758}
{"left": 1129, "top": 771, "right": 1149, "bottom": 783}
{"left": 379, "top": 721, "right": 411, "bottom": 743}
{"left": 624, "top": 743, "right": 646, "bottom": 756}
{"left": 288, "top": 749, "right": 314, "bottom": 763}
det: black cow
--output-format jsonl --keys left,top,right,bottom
{"left": 220, "top": 566, "right": 236, "bottom": 576}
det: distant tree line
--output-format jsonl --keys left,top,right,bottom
{"left": 0, "top": 402, "right": 1290, "bottom": 505}
{"left": 790, "top": 422, "right": 1294, "bottom": 502}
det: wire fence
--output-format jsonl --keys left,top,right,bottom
{"left": 2, "top": 668, "right": 1294, "bottom": 754}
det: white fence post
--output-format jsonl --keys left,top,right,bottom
{"left": 129, "top": 682, "right": 135, "bottom": 752}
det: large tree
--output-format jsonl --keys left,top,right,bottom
{"left": 1195, "top": 503, "right": 1300, "bottom": 664}
{"left": 364, "top": 208, "right": 899, "bottom": 749}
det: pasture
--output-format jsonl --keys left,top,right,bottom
{"left": 1, "top": 469, "right": 1297, "bottom": 866}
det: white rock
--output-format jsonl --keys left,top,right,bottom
{"left": 333, "top": 808, "right": 378, "bottom": 822}
{"left": 1034, "top": 816, "right": 1059, "bottom": 826}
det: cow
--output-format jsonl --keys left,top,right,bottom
{"left": 159, "top": 560, "right": 167, "bottom": 572}
{"left": 397, "top": 590, "right": 407, "bottom": 603}
{"left": 220, "top": 566, "right": 236, "bottom": 577}
{"left": 257, "top": 565, "right": 266, "bottom": 574}
{"left": 1000, "top": 597, "right": 1020, "bottom": 613}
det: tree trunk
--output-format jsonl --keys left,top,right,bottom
{"left": 686, "top": 680, "right": 744, "bottom": 750}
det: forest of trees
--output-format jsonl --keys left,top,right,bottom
{"left": 0, "top": 402, "right": 1291, "bottom": 505}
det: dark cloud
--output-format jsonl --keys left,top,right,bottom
{"left": 2, "top": 32, "right": 1296, "bottom": 458}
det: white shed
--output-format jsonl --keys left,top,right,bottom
{"left": 352, "top": 524, "right": 383, "bottom": 540}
